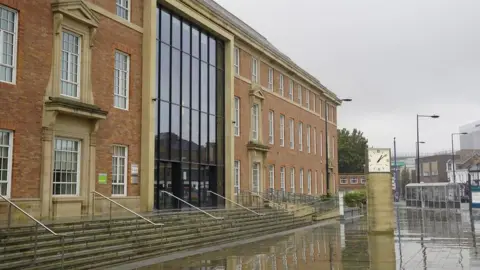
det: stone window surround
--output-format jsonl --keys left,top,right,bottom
{"left": 49, "top": 0, "right": 99, "bottom": 105}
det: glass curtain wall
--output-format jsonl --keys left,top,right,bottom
{"left": 154, "top": 6, "right": 225, "bottom": 210}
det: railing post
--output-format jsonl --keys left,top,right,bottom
{"left": 34, "top": 223, "right": 38, "bottom": 263}
{"left": 109, "top": 200, "right": 112, "bottom": 234}
{"left": 7, "top": 203, "right": 11, "bottom": 229}
{"left": 61, "top": 236, "right": 65, "bottom": 269}
{"left": 91, "top": 192, "right": 95, "bottom": 220}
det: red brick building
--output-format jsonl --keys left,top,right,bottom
{"left": 0, "top": 0, "right": 342, "bottom": 219}
{"left": 339, "top": 173, "right": 366, "bottom": 191}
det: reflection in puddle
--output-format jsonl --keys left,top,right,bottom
{"left": 135, "top": 207, "right": 480, "bottom": 270}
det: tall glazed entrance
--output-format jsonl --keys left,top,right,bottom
{"left": 154, "top": 6, "right": 225, "bottom": 210}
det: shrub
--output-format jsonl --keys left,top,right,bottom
{"left": 344, "top": 190, "right": 366, "bottom": 207}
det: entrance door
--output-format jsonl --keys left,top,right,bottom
{"left": 154, "top": 162, "right": 183, "bottom": 209}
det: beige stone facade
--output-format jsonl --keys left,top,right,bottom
{"left": 0, "top": 0, "right": 341, "bottom": 221}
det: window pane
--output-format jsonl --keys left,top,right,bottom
{"left": 209, "top": 115, "right": 216, "bottom": 164}
{"left": 191, "top": 58, "right": 199, "bottom": 110}
{"left": 216, "top": 40, "right": 224, "bottom": 70}
{"left": 192, "top": 28, "right": 199, "bottom": 58}
{"left": 182, "top": 22, "right": 190, "bottom": 53}
{"left": 191, "top": 110, "right": 200, "bottom": 163}
{"left": 209, "top": 66, "right": 216, "bottom": 115}
{"left": 182, "top": 107, "right": 190, "bottom": 161}
{"left": 171, "top": 48, "right": 181, "bottom": 104}
{"left": 171, "top": 104, "right": 181, "bottom": 161}
{"left": 200, "top": 62, "right": 208, "bottom": 112}
{"left": 200, "top": 112, "right": 208, "bottom": 163}
{"left": 182, "top": 53, "right": 190, "bottom": 108}
{"left": 171, "top": 16, "right": 181, "bottom": 49}
{"left": 159, "top": 101, "right": 170, "bottom": 159}
{"left": 160, "top": 10, "right": 170, "bottom": 44}
{"left": 209, "top": 37, "right": 216, "bottom": 66}
{"left": 200, "top": 33, "right": 208, "bottom": 62}
{"left": 160, "top": 43, "right": 170, "bottom": 101}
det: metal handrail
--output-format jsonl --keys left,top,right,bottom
{"left": 244, "top": 190, "right": 288, "bottom": 212}
{"left": 91, "top": 191, "right": 163, "bottom": 226}
{"left": 207, "top": 190, "right": 265, "bottom": 216}
{"left": 0, "top": 194, "right": 65, "bottom": 236}
{"left": 0, "top": 194, "right": 66, "bottom": 267}
{"left": 160, "top": 191, "right": 224, "bottom": 220}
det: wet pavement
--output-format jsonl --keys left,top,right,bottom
{"left": 128, "top": 205, "right": 480, "bottom": 270}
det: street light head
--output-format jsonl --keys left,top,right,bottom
{"left": 461, "top": 132, "right": 468, "bottom": 135}
{"left": 431, "top": 115, "right": 440, "bottom": 119}
{"left": 341, "top": 98, "right": 352, "bottom": 102}
{"left": 419, "top": 141, "right": 426, "bottom": 144}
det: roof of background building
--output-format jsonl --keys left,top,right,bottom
{"left": 199, "top": 0, "right": 339, "bottom": 102}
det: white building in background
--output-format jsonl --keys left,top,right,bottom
{"left": 446, "top": 154, "right": 480, "bottom": 184}
{"left": 459, "top": 120, "right": 480, "bottom": 150}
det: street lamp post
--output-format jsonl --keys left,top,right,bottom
{"left": 325, "top": 98, "right": 351, "bottom": 196}
{"left": 451, "top": 132, "right": 468, "bottom": 184}
{"left": 416, "top": 114, "right": 439, "bottom": 183}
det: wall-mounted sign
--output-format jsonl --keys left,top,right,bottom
{"left": 472, "top": 186, "right": 480, "bottom": 208}
{"left": 98, "top": 173, "right": 107, "bottom": 184}
{"left": 131, "top": 164, "right": 139, "bottom": 184}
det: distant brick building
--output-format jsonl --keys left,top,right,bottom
{"left": 339, "top": 173, "right": 366, "bottom": 191}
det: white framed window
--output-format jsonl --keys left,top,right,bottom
{"left": 268, "top": 68, "right": 273, "bottom": 90}
{"left": 0, "top": 130, "right": 13, "bottom": 197}
{"left": 53, "top": 138, "right": 80, "bottom": 196}
{"left": 299, "top": 169, "right": 304, "bottom": 194}
{"left": 298, "top": 85, "right": 302, "bottom": 105}
{"left": 298, "top": 122, "right": 303, "bottom": 151}
{"left": 306, "top": 125, "right": 311, "bottom": 153}
{"left": 290, "top": 168, "right": 295, "bottom": 193}
{"left": 252, "top": 162, "right": 260, "bottom": 193}
{"left": 251, "top": 104, "right": 259, "bottom": 140}
{"left": 0, "top": 6, "right": 17, "bottom": 84}
{"left": 61, "top": 31, "right": 81, "bottom": 98}
{"left": 279, "top": 74, "right": 284, "bottom": 96}
{"left": 116, "top": 0, "right": 130, "bottom": 21}
{"left": 280, "top": 167, "right": 285, "bottom": 192}
{"left": 306, "top": 90, "right": 310, "bottom": 109}
{"left": 234, "top": 160, "right": 240, "bottom": 195}
{"left": 234, "top": 47, "right": 240, "bottom": 75}
{"left": 289, "top": 80, "right": 294, "bottom": 101}
{"left": 313, "top": 128, "right": 317, "bottom": 155}
{"left": 252, "top": 57, "right": 258, "bottom": 83}
{"left": 234, "top": 97, "right": 240, "bottom": 136}
{"left": 112, "top": 145, "right": 128, "bottom": 196}
{"left": 313, "top": 94, "right": 316, "bottom": 112}
{"left": 289, "top": 119, "right": 294, "bottom": 149}
{"left": 307, "top": 170, "right": 312, "bottom": 195}
{"left": 350, "top": 177, "right": 358, "bottom": 184}
{"left": 320, "top": 132, "right": 323, "bottom": 157}
{"left": 114, "top": 51, "right": 130, "bottom": 110}
{"left": 279, "top": 114, "right": 285, "bottom": 147}
{"left": 268, "top": 110, "right": 274, "bottom": 144}
{"left": 315, "top": 171, "right": 318, "bottom": 194}
{"left": 340, "top": 177, "right": 348, "bottom": 185}
{"left": 361, "top": 177, "right": 366, "bottom": 184}
{"left": 269, "top": 165, "right": 275, "bottom": 190}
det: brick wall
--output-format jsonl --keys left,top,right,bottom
{"left": 0, "top": 0, "right": 143, "bottom": 199}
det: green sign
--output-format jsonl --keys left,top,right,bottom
{"left": 98, "top": 173, "right": 107, "bottom": 184}
{"left": 391, "top": 161, "right": 405, "bottom": 167}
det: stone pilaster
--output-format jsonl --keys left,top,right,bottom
{"left": 366, "top": 173, "right": 394, "bottom": 234}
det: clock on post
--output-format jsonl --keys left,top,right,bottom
{"left": 367, "top": 148, "right": 391, "bottom": 173}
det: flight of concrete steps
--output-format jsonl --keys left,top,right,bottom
{"left": 0, "top": 208, "right": 312, "bottom": 270}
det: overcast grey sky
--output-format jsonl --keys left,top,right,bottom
{"left": 215, "top": 0, "right": 480, "bottom": 155}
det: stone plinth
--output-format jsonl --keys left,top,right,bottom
{"left": 366, "top": 173, "right": 394, "bottom": 234}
